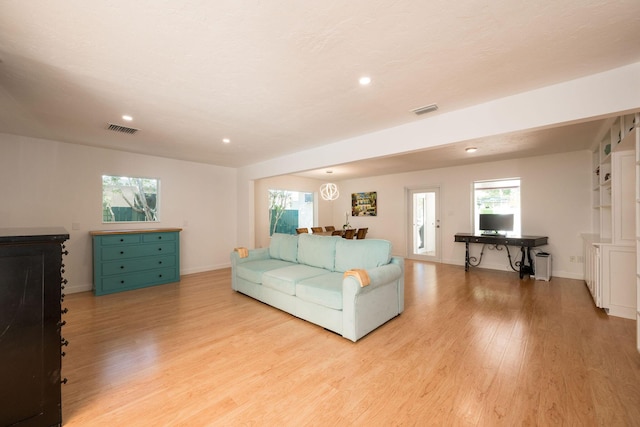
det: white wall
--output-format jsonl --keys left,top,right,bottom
{"left": 0, "top": 133, "right": 237, "bottom": 293}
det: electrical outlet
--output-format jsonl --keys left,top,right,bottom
{"left": 570, "top": 256, "right": 576, "bottom": 263}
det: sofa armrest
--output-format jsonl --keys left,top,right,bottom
{"left": 230, "top": 248, "right": 271, "bottom": 292}
{"left": 390, "top": 256, "right": 404, "bottom": 313}
{"left": 230, "top": 247, "right": 270, "bottom": 266}
{"left": 343, "top": 263, "right": 402, "bottom": 293}
{"left": 341, "top": 261, "right": 404, "bottom": 341}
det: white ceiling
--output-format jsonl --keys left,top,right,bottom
{"left": 1, "top": 1, "right": 639, "bottom": 178}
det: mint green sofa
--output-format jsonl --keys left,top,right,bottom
{"left": 230, "top": 233, "right": 404, "bottom": 342}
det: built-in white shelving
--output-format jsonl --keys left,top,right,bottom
{"left": 633, "top": 113, "right": 640, "bottom": 353}
{"left": 584, "top": 112, "right": 638, "bottom": 323}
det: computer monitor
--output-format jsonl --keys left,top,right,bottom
{"left": 479, "top": 213, "right": 514, "bottom": 235}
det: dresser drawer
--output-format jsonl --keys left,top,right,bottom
{"left": 101, "top": 255, "right": 177, "bottom": 276}
{"left": 99, "top": 267, "right": 178, "bottom": 294}
{"left": 100, "top": 241, "right": 176, "bottom": 261}
{"left": 142, "top": 232, "right": 177, "bottom": 243}
{"left": 98, "top": 234, "right": 141, "bottom": 245}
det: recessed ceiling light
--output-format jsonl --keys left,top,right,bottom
{"left": 122, "top": 115, "right": 133, "bottom": 121}
{"left": 359, "top": 76, "right": 371, "bottom": 86}
{"left": 222, "top": 138, "right": 231, "bottom": 144}
{"left": 465, "top": 147, "right": 478, "bottom": 153}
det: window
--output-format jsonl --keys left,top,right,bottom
{"left": 102, "top": 175, "right": 159, "bottom": 222}
{"left": 268, "top": 189, "right": 314, "bottom": 235}
{"left": 474, "top": 178, "right": 521, "bottom": 236}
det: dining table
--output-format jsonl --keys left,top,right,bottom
{"left": 313, "top": 230, "right": 344, "bottom": 236}
{"left": 313, "top": 229, "right": 361, "bottom": 238}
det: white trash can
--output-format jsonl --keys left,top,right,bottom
{"left": 534, "top": 252, "right": 551, "bottom": 281}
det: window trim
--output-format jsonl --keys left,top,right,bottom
{"left": 102, "top": 174, "right": 160, "bottom": 223}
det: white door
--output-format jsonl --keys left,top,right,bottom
{"left": 407, "top": 188, "right": 440, "bottom": 262}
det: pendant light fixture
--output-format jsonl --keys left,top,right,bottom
{"left": 320, "top": 170, "right": 339, "bottom": 201}
{"left": 320, "top": 182, "right": 339, "bottom": 201}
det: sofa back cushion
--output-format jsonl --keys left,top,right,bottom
{"left": 297, "top": 233, "right": 340, "bottom": 270}
{"left": 334, "top": 239, "right": 392, "bottom": 272}
{"left": 269, "top": 233, "right": 299, "bottom": 262}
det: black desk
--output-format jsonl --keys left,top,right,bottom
{"left": 454, "top": 233, "right": 548, "bottom": 278}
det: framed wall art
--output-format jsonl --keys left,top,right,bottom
{"left": 351, "top": 191, "right": 377, "bottom": 216}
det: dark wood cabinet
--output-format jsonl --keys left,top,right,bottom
{"left": 0, "top": 228, "right": 69, "bottom": 427}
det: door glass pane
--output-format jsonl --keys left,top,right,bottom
{"left": 410, "top": 189, "right": 439, "bottom": 261}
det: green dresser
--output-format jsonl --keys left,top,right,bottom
{"left": 91, "top": 228, "right": 182, "bottom": 296}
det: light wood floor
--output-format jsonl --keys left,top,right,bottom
{"left": 62, "top": 261, "right": 640, "bottom": 426}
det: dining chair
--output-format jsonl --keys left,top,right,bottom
{"left": 324, "top": 226, "right": 336, "bottom": 232}
{"left": 343, "top": 229, "right": 355, "bottom": 239}
{"left": 311, "top": 227, "right": 323, "bottom": 233}
{"left": 331, "top": 230, "right": 343, "bottom": 236}
{"left": 356, "top": 228, "right": 368, "bottom": 239}
{"left": 296, "top": 228, "right": 309, "bottom": 234}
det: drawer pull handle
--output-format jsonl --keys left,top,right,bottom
{"left": 120, "top": 280, "right": 125, "bottom": 284}
{"left": 158, "top": 236, "right": 162, "bottom": 240}
{"left": 120, "top": 265, "right": 125, "bottom": 269}
{"left": 120, "top": 251, "right": 124, "bottom": 255}
{"left": 120, "top": 238, "right": 124, "bottom": 242}
{"left": 159, "top": 274, "right": 163, "bottom": 278}
{"left": 158, "top": 261, "right": 162, "bottom": 264}
{"left": 158, "top": 248, "right": 162, "bottom": 251}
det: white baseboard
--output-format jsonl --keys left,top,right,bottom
{"left": 439, "top": 258, "right": 583, "bottom": 281}
{"left": 181, "top": 262, "right": 230, "bottom": 275}
{"left": 66, "top": 282, "right": 93, "bottom": 294}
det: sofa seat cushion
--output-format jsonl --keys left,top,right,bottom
{"left": 262, "top": 265, "right": 330, "bottom": 295}
{"left": 236, "top": 259, "right": 296, "bottom": 284}
{"left": 296, "top": 272, "right": 344, "bottom": 310}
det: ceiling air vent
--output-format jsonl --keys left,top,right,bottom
{"left": 411, "top": 103, "right": 438, "bottom": 116}
{"left": 106, "top": 123, "right": 139, "bottom": 135}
